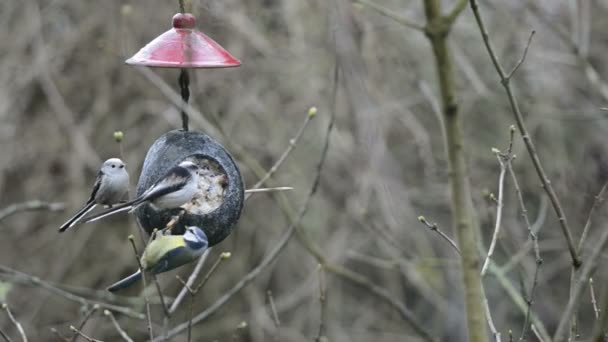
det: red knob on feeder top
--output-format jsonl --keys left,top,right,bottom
{"left": 125, "top": 13, "right": 241, "bottom": 68}
{"left": 172, "top": 13, "right": 196, "bottom": 29}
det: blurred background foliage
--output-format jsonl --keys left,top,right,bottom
{"left": 2, "top": 0, "right": 608, "bottom": 341}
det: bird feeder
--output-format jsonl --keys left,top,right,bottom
{"left": 127, "top": 11, "right": 244, "bottom": 246}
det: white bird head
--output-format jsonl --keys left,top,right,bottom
{"left": 184, "top": 226, "right": 208, "bottom": 250}
{"left": 102, "top": 158, "right": 127, "bottom": 174}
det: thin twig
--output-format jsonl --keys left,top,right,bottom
{"left": 531, "top": 325, "right": 544, "bottom": 342}
{"left": 352, "top": 0, "right": 425, "bottom": 31}
{"left": 417, "top": 216, "right": 461, "bottom": 255}
{"left": 468, "top": 0, "right": 581, "bottom": 268}
{"left": 168, "top": 249, "right": 211, "bottom": 314}
{"left": 68, "top": 326, "right": 103, "bottom": 342}
{"left": 2, "top": 304, "right": 27, "bottom": 342}
{"left": 444, "top": 0, "right": 468, "bottom": 26}
{"left": 50, "top": 328, "right": 69, "bottom": 342}
{"left": 104, "top": 310, "right": 134, "bottom": 342}
{"left": 481, "top": 148, "right": 510, "bottom": 276}
{"left": 577, "top": 181, "right": 608, "bottom": 254}
{"left": 0, "top": 266, "right": 144, "bottom": 319}
{"left": 0, "top": 201, "right": 64, "bottom": 222}
{"left": 69, "top": 305, "right": 98, "bottom": 342}
{"left": 0, "top": 329, "right": 12, "bottom": 342}
{"left": 155, "top": 105, "right": 334, "bottom": 342}
{"left": 553, "top": 221, "right": 608, "bottom": 341}
{"left": 315, "top": 265, "right": 328, "bottom": 342}
{"left": 246, "top": 110, "right": 316, "bottom": 201}
{"left": 127, "top": 236, "right": 153, "bottom": 341}
{"left": 266, "top": 290, "right": 281, "bottom": 333}
{"left": 483, "top": 294, "right": 502, "bottom": 342}
{"left": 150, "top": 274, "right": 170, "bottom": 318}
{"left": 505, "top": 31, "right": 535, "bottom": 80}
{"left": 245, "top": 187, "right": 293, "bottom": 194}
{"left": 590, "top": 278, "right": 600, "bottom": 320}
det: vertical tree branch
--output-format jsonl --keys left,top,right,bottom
{"left": 421, "top": 0, "right": 488, "bottom": 340}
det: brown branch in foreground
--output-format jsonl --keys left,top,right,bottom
{"left": 176, "top": 252, "right": 231, "bottom": 342}
{"left": 417, "top": 216, "right": 461, "bottom": 255}
{"left": 154, "top": 104, "right": 333, "bottom": 341}
{"left": 69, "top": 305, "right": 98, "bottom": 342}
{"left": 2, "top": 304, "right": 27, "bottom": 342}
{"left": 0, "top": 200, "right": 64, "bottom": 222}
{"left": 168, "top": 249, "right": 211, "bottom": 314}
{"left": 68, "top": 326, "right": 102, "bottom": 342}
{"left": 103, "top": 310, "right": 134, "bottom": 342}
{"left": 468, "top": 0, "right": 581, "bottom": 267}
{"left": 127, "top": 236, "right": 153, "bottom": 341}
{"left": 0, "top": 266, "right": 144, "bottom": 319}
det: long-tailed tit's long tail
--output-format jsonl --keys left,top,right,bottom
{"left": 82, "top": 197, "right": 145, "bottom": 223}
{"left": 58, "top": 202, "right": 97, "bottom": 232}
{"left": 107, "top": 270, "right": 142, "bottom": 292}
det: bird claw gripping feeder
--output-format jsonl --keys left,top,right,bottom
{"left": 126, "top": 10, "right": 244, "bottom": 246}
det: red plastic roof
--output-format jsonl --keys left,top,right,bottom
{"left": 126, "top": 13, "right": 241, "bottom": 68}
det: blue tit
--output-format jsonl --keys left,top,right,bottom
{"left": 107, "top": 226, "right": 208, "bottom": 292}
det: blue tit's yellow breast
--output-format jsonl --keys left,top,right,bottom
{"left": 141, "top": 236, "right": 186, "bottom": 270}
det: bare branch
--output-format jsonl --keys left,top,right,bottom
{"left": 483, "top": 294, "right": 501, "bottom": 342}
{"left": 481, "top": 148, "right": 510, "bottom": 276}
{"left": 245, "top": 187, "right": 293, "bottom": 194}
{"left": 104, "top": 310, "right": 133, "bottom": 342}
{"left": 352, "top": 0, "right": 425, "bottom": 31}
{"left": 315, "top": 265, "right": 328, "bottom": 342}
{"left": 68, "top": 326, "right": 102, "bottom": 342}
{"left": 0, "top": 266, "right": 144, "bottom": 319}
{"left": 69, "top": 305, "right": 98, "bottom": 342}
{"left": 246, "top": 109, "right": 316, "bottom": 200}
{"left": 169, "top": 249, "right": 210, "bottom": 314}
{"left": 505, "top": 31, "right": 535, "bottom": 80}
{"left": 590, "top": 278, "right": 600, "bottom": 320}
{"left": 0, "top": 201, "right": 64, "bottom": 222}
{"left": 417, "top": 216, "right": 460, "bottom": 255}
{"left": 2, "top": 304, "right": 27, "bottom": 342}
{"left": 468, "top": 0, "right": 581, "bottom": 268}
{"left": 127, "top": 236, "right": 153, "bottom": 341}
{"left": 266, "top": 290, "right": 281, "bottom": 332}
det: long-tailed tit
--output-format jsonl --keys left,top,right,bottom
{"left": 83, "top": 160, "right": 200, "bottom": 223}
{"left": 59, "top": 158, "right": 129, "bottom": 232}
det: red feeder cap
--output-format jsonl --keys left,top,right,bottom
{"left": 126, "top": 13, "right": 241, "bottom": 68}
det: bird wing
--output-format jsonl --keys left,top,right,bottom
{"left": 87, "top": 170, "right": 104, "bottom": 204}
{"left": 141, "top": 166, "right": 192, "bottom": 201}
{"left": 141, "top": 235, "right": 187, "bottom": 271}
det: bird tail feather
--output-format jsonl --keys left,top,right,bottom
{"left": 107, "top": 270, "right": 142, "bottom": 292}
{"left": 82, "top": 197, "right": 144, "bottom": 223}
{"left": 58, "top": 202, "right": 97, "bottom": 232}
